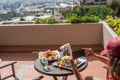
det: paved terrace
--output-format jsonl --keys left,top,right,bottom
{"left": 0, "top": 20, "right": 117, "bottom": 80}
{"left": 0, "top": 51, "right": 107, "bottom": 80}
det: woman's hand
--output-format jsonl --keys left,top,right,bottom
{"left": 82, "top": 48, "right": 96, "bottom": 58}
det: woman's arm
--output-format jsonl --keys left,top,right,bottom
{"left": 70, "top": 59, "right": 84, "bottom": 80}
{"left": 92, "top": 53, "right": 108, "bottom": 64}
{"left": 83, "top": 48, "right": 109, "bottom": 64}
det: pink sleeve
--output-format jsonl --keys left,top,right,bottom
{"left": 107, "top": 78, "right": 114, "bottom": 80}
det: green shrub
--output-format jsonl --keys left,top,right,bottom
{"left": 63, "top": 7, "right": 83, "bottom": 19}
{"left": 68, "top": 16, "right": 81, "bottom": 23}
{"left": 105, "top": 16, "right": 114, "bottom": 22}
{"left": 87, "top": 6, "right": 114, "bottom": 20}
{"left": 106, "top": 17, "right": 120, "bottom": 36}
{"left": 34, "top": 18, "right": 55, "bottom": 24}
{"left": 80, "top": 16, "right": 99, "bottom": 23}
{"left": 67, "top": 15, "right": 99, "bottom": 23}
{"left": 19, "top": 17, "right": 26, "bottom": 21}
{"left": 42, "top": 18, "right": 55, "bottom": 24}
{"left": 107, "top": 18, "right": 120, "bottom": 28}
{"left": 115, "top": 28, "right": 120, "bottom": 36}
{"left": 93, "top": 16, "right": 100, "bottom": 22}
{"left": 34, "top": 18, "right": 42, "bottom": 24}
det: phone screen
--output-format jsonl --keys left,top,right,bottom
{"left": 72, "top": 49, "right": 85, "bottom": 59}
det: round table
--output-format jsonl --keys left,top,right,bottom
{"left": 34, "top": 57, "right": 88, "bottom": 80}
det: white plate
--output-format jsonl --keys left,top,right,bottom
{"left": 52, "top": 57, "right": 87, "bottom": 71}
{"left": 39, "top": 50, "right": 61, "bottom": 61}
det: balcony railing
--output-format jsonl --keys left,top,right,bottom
{"left": 0, "top": 21, "right": 117, "bottom": 53}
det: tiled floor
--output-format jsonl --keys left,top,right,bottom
{"left": 0, "top": 53, "right": 106, "bottom": 80}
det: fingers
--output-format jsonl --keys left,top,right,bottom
{"left": 82, "top": 48, "right": 92, "bottom": 53}
{"left": 82, "top": 48, "right": 92, "bottom": 51}
{"left": 82, "top": 48, "right": 95, "bottom": 58}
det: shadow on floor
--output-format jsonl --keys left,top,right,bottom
{"left": 0, "top": 53, "right": 38, "bottom": 61}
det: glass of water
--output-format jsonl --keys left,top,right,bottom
{"left": 40, "top": 58, "right": 50, "bottom": 71}
{"left": 41, "top": 58, "right": 48, "bottom": 67}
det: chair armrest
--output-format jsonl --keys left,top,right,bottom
{"left": 0, "top": 61, "right": 17, "bottom": 69}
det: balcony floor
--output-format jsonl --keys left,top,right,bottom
{"left": 0, "top": 53, "right": 106, "bottom": 80}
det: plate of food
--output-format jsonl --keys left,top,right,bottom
{"left": 52, "top": 55, "right": 73, "bottom": 71}
{"left": 39, "top": 49, "right": 61, "bottom": 61}
{"left": 52, "top": 56, "right": 87, "bottom": 71}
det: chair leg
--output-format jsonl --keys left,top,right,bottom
{"left": 32, "top": 75, "right": 44, "bottom": 80}
{"left": 11, "top": 64, "right": 16, "bottom": 78}
{"left": 53, "top": 76, "right": 58, "bottom": 80}
{"left": 0, "top": 61, "right": 18, "bottom": 80}
{"left": 0, "top": 74, "right": 1, "bottom": 80}
{"left": 62, "top": 76, "right": 68, "bottom": 80}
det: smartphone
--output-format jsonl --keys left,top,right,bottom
{"left": 72, "top": 49, "right": 85, "bottom": 59}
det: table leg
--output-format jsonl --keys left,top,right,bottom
{"left": 53, "top": 76, "right": 58, "bottom": 80}
{"left": 62, "top": 76, "right": 68, "bottom": 80}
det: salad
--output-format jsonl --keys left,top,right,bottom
{"left": 39, "top": 49, "right": 60, "bottom": 61}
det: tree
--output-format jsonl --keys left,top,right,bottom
{"left": 19, "top": 17, "right": 26, "bottom": 21}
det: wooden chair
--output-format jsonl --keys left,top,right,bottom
{"left": 0, "top": 59, "right": 18, "bottom": 80}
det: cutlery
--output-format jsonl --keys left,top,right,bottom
{"left": 42, "top": 65, "right": 50, "bottom": 72}
{"left": 40, "top": 59, "right": 50, "bottom": 72}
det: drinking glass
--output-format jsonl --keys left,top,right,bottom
{"left": 40, "top": 58, "right": 48, "bottom": 67}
